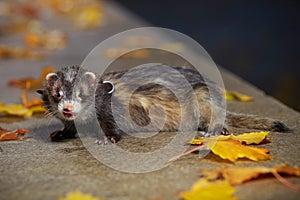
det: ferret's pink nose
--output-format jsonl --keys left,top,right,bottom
{"left": 63, "top": 108, "right": 72, "bottom": 112}
{"left": 63, "top": 104, "right": 73, "bottom": 112}
{"left": 62, "top": 105, "right": 74, "bottom": 119}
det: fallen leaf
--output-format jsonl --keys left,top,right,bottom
{"left": 225, "top": 90, "right": 253, "bottom": 102}
{"left": 202, "top": 164, "right": 300, "bottom": 191}
{"left": 0, "top": 2, "right": 39, "bottom": 18}
{"left": 59, "top": 190, "right": 102, "bottom": 200}
{"left": 8, "top": 66, "right": 55, "bottom": 89}
{"left": 181, "top": 179, "right": 237, "bottom": 200}
{"left": 189, "top": 131, "right": 270, "bottom": 145}
{"left": 0, "top": 127, "right": 29, "bottom": 141}
{"left": 275, "top": 164, "right": 300, "bottom": 176}
{"left": 189, "top": 137, "right": 205, "bottom": 145}
{"left": 203, "top": 166, "right": 268, "bottom": 185}
{"left": 207, "top": 139, "right": 271, "bottom": 162}
{"left": 2, "top": 68, "right": 48, "bottom": 117}
{"left": 0, "top": 102, "right": 45, "bottom": 117}
{"left": 24, "top": 29, "right": 67, "bottom": 50}
{"left": 0, "top": 103, "right": 29, "bottom": 116}
{"left": 0, "top": 20, "right": 31, "bottom": 35}
{"left": 75, "top": 4, "right": 103, "bottom": 29}
{"left": 46, "top": 0, "right": 104, "bottom": 29}
{"left": 0, "top": 45, "right": 44, "bottom": 60}
{"left": 22, "top": 89, "right": 44, "bottom": 108}
{"left": 172, "top": 132, "right": 271, "bottom": 162}
{"left": 231, "top": 131, "right": 270, "bottom": 144}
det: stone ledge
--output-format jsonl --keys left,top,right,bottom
{"left": 0, "top": 1, "right": 299, "bottom": 200}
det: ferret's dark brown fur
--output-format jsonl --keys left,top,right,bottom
{"left": 38, "top": 65, "right": 291, "bottom": 143}
{"left": 96, "top": 64, "right": 291, "bottom": 143}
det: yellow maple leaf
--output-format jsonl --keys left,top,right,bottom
{"left": 23, "top": 105, "right": 46, "bottom": 117}
{"left": 206, "top": 139, "right": 271, "bottom": 162}
{"left": 181, "top": 179, "right": 237, "bottom": 200}
{"left": 230, "top": 131, "right": 270, "bottom": 144}
{"left": 76, "top": 4, "right": 103, "bottom": 29}
{"left": 189, "top": 137, "right": 205, "bottom": 145}
{"left": 190, "top": 131, "right": 269, "bottom": 145}
{"left": 0, "top": 102, "right": 45, "bottom": 117}
{"left": 225, "top": 90, "right": 253, "bottom": 102}
{"left": 174, "top": 132, "right": 271, "bottom": 163}
{"left": 0, "top": 103, "right": 28, "bottom": 116}
{"left": 59, "top": 190, "right": 102, "bottom": 200}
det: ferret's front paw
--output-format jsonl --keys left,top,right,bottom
{"left": 49, "top": 130, "right": 65, "bottom": 141}
{"left": 49, "top": 130, "right": 76, "bottom": 141}
{"left": 203, "top": 127, "right": 230, "bottom": 137}
{"left": 220, "top": 127, "right": 230, "bottom": 135}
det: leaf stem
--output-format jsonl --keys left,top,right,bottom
{"left": 168, "top": 145, "right": 207, "bottom": 162}
{"left": 271, "top": 170, "right": 300, "bottom": 191}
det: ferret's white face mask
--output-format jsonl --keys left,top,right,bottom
{"left": 46, "top": 71, "right": 96, "bottom": 121}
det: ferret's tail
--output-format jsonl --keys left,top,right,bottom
{"left": 226, "top": 112, "right": 292, "bottom": 132}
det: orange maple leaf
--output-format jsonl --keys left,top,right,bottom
{"left": 8, "top": 66, "right": 54, "bottom": 89}
{"left": 0, "top": 127, "right": 29, "bottom": 141}
{"left": 202, "top": 164, "right": 300, "bottom": 191}
{"left": 21, "top": 88, "right": 44, "bottom": 108}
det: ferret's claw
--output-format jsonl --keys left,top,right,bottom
{"left": 110, "top": 137, "right": 116, "bottom": 144}
{"left": 220, "top": 127, "right": 230, "bottom": 135}
{"left": 95, "top": 137, "right": 108, "bottom": 145}
{"left": 95, "top": 136, "right": 116, "bottom": 145}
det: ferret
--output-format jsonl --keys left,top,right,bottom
{"left": 37, "top": 65, "right": 291, "bottom": 143}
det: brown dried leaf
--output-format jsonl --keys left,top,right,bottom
{"left": 202, "top": 164, "right": 300, "bottom": 189}
{"left": 0, "top": 127, "right": 29, "bottom": 141}
{"left": 22, "top": 89, "right": 44, "bottom": 108}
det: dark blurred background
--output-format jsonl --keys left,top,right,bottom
{"left": 116, "top": 0, "right": 299, "bottom": 111}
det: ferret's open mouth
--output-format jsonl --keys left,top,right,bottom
{"left": 63, "top": 111, "right": 74, "bottom": 119}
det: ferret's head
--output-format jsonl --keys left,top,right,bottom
{"left": 41, "top": 66, "right": 97, "bottom": 121}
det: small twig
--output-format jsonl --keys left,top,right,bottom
{"left": 271, "top": 170, "right": 300, "bottom": 191}
{"left": 168, "top": 145, "right": 207, "bottom": 162}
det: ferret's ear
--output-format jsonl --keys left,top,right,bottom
{"left": 84, "top": 72, "right": 96, "bottom": 86}
{"left": 46, "top": 73, "right": 58, "bottom": 87}
{"left": 103, "top": 81, "right": 114, "bottom": 94}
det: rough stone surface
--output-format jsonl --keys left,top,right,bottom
{"left": 0, "top": 1, "right": 299, "bottom": 200}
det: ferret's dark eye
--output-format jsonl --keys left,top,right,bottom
{"left": 56, "top": 91, "right": 63, "bottom": 98}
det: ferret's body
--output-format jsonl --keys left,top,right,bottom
{"left": 38, "top": 65, "right": 291, "bottom": 143}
